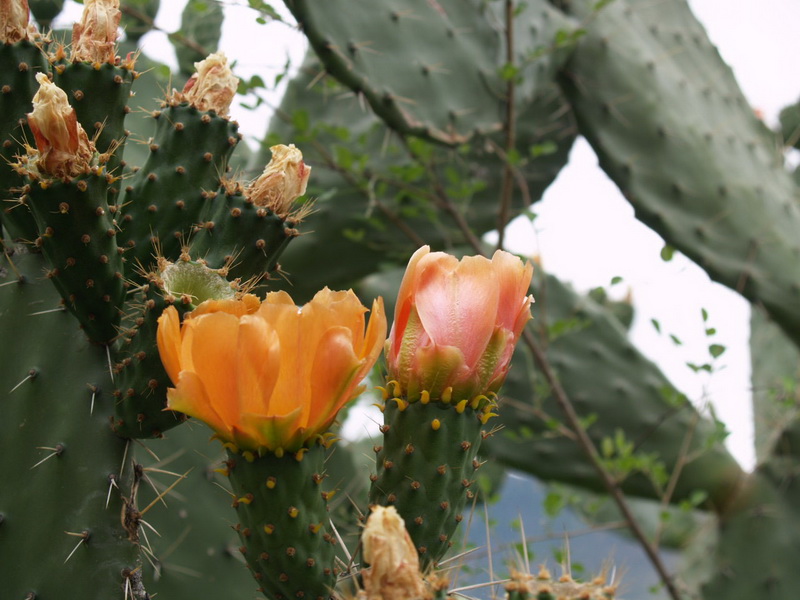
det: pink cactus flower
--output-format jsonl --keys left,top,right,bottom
{"left": 386, "top": 246, "right": 533, "bottom": 405}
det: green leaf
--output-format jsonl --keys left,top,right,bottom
{"left": 709, "top": 344, "right": 726, "bottom": 358}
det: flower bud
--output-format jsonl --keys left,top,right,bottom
{"left": 247, "top": 144, "right": 311, "bottom": 216}
{"left": 71, "top": 0, "right": 121, "bottom": 64}
{"left": 360, "top": 506, "right": 426, "bottom": 600}
{"left": 27, "top": 73, "right": 93, "bottom": 179}
{"left": 386, "top": 246, "right": 533, "bottom": 404}
{"left": 0, "top": 0, "right": 31, "bottom": 43}
{"left": 177, "top": 52, "right": 239, "bottom": 117}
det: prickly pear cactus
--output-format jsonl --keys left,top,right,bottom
{"left": 0, "top": 3, "right": 309, "bottom": 598}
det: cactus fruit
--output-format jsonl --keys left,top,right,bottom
{"left": 369, "top": 398, "right": 487, "bottom": 568}
{"left": 225, "top": 443, "right": 339, "bottom": 600}
{"left": 15, "top": 73, "right": 126, "bottom": 343}
{"left": 504, "top": 566, "right": 616, "bottom": 600}
{"left": 50, "top": 0, "right": 136, "bottom": 176}
{"left": 193, "top": 143, "right": 311, "bottom": 280}
{"left": 0, "top": 8, "right": 49, "bottom": 241}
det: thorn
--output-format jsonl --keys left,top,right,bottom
{"left": 212, "top": 481, "right": 235, "bottom": 497}
{"left": 448, "top": 579, "right": 512, "bottom": 595}
{"left": 63, "top": 530, "right": 90, "bottom": 564}
{"left": 329, "top": 517, "right": 350, "bottom": 563}
{"left": 105, "top": 344, "right": 114, "bottom": 383}
{"left": 105, "top": 473, "right": 118, "bottom": 509}
{"left": 139, "top": 468, "right": 192, "bottom": 516}
{"left": 484, "top": 501, "right": 495, "bottom": 599}
{"left": 141, "top": 471, "right": 170, "bottom": 509}
{"left": 88, "top": 384, "right": 98, "bottom": 415}
{"left": 28, "top": 306, "right": 66, "bottom": 315}
{"left": 519, "top": 512, "right": 530, "bottom": 571}
{"left": 31, "top": 444, "right": 64, "bottom": 469}
{"left": 119, "top": 440, "right": 130, "bottom": 478}
{"left": 10, "top": 368, "right": 38, "bottom": 393}
{"left": 139, "top": 517, "right": 161, "bottom": 537}
{"left": 132, "top": 437, "right": 160, "bottom": 463}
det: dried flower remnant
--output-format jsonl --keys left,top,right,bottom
{"left": 27, "top": 73, "right": 93, "bottom": 179}
{"left": 0, "top": 0, "right": 31, "bottom": 43}
{"left": 176, "top": 52, "right": 239, "bottom": 117}
{"left": 71, "top": 0, "right": 121, "bottom": 64}
{"left": 248, "top": 144, "right": 311, "bottom": 216}
{"left": 360, "top": 506, "right": 427, "bottom": 600}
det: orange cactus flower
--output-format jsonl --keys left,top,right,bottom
{"left": 386, "top": 246, "right": 533, "bottom": 404}
{"left": 157, "top": 289, "right": 386, "bottom": 453}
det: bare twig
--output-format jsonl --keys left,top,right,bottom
{"left": 120, "top": 5, "right": 208, "bottom": 57}
{"left": 496, "top": 0, "right": 517, "bottom": 250}
{"left": 521, "top": 329, "right": 684, "bottom": 600}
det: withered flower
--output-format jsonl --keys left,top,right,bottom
{"left": 0, "top": 0, "right": 31, "bottom": 44}
{"left": 247, "top": 144, "right": 311, "bottom": 216}
{"left": 177, "top": 52, "right": 239, "bottom": 117}
{"left": 360, "top": 506, "right": 427, "bottom": 600}
{"left": 72, "top": 0, "right": 121, "bottom": 64}
{"left": 27, "top": 73, "right": 93, "bottom": 179}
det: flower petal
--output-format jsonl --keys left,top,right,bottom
{"left": 186, "top": 311, "right": 242, "bottom": 430}
{"left": 307, "top": 326, "right": 362, "bottom": 430}
{"left": 236, "top": 314, "right": 280, "bottom": 416}
{"left": 167, "top": 371, "right": 230, "bottom": 439}
{"left": 156, "top": 306, "right": 182, "bottom": 385}
{"left": 415, "top": 254, "right": 498, "bottom": 368}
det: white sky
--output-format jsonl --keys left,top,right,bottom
{"left": 55, "top": 1, "right": 800, "bottom": 470}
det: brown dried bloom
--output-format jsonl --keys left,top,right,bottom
{"left": 0, "top": 0, "right": 30, "bottom": 43}
{"left": 72, "top": 0, "right": 121, "bottom": 64}
{"left": 179, "top": 52, "right": 239, "bottom": 117}
{"left": 360, "top": 506, "right": 427, "bottom": 600}
{"left": 27, "top": 73, "right": 93, "bottom": 178}
{"left": 247, "top": 144, "right": 311, "bottom": 216}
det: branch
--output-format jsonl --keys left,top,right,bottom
{"left": 496, "top": 0, "right": 517, "bottom": 250}
{"left": 120, "top": 4, "right": 208, "bottom": 57}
